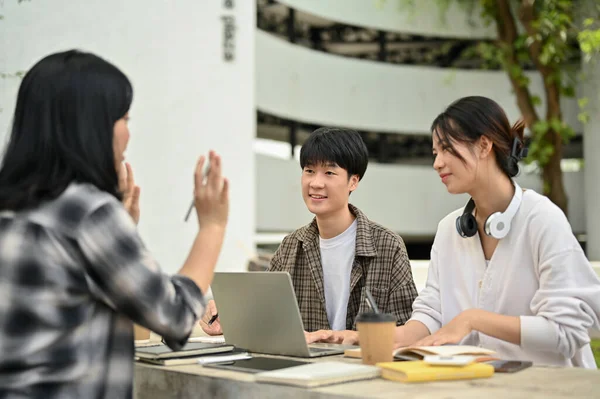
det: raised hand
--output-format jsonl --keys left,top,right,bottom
{"left": 194, "top": 151, "right": 229, "bottom": 229}
{"left": 119, "top": 162, "right": 141, "bottom": 224}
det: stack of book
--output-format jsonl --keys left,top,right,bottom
{"left": 135, "top": 341, "right": 242, "bottom": 366}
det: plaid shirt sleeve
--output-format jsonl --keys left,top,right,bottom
{"left": 388, "top": 244, "right": 419, "bottom": 326}
{"left": 76, "top": 199, "right": 205, "bottom": 350}
{"left": 267, "top": 240, "right": 286, "bottom": 272}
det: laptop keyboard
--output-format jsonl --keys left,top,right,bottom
{"left": 309, "top": 347, "right": 336, "bottom": 353}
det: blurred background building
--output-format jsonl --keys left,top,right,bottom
{"left": 252, "top": 0, "right": 593, "bottom": 262}
{"left": 1, "top": 0, "right": 599, "bottom": 278}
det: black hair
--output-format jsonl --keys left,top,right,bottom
{"left": 431, "top": 96, "right": 527, "bottom": 178}
{"left": 0, "top": 49, "right": 133, "bottom": 211}
{"left": 299, "top": 127, "right": 369, "bottom": 180}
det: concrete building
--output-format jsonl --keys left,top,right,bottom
{"left": 1, "top": 0, "right": 598, "bottom": 277}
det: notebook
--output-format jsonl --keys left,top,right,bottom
{"left": 135, "top": 342, "right": 234, "bottom": 361}
{"left": 377, "top": 360, "right": 495, "bottom": 383}
{"left": 137, "top": 352, "right": 250, "bottom": 366}
{"left": 254, "top": 361, "right": 381, "bottom": 388}
{"left": 134, "top": 339, "right": 163, "bottom": 348}
{"left": 197, "top": 352, "right": 252, "bottom": 365}
{"left": 344, "top": 345, "right": 496, "bottom": 361}
{"left": 189, "top": 335, "right": 226, "bottom": 344}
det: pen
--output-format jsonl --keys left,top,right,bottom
{"left": 184, "top": 163, "right": 210, "bottom": 222}
{"left": 208, "top": 314, "right": 219, "bottom": 326}
{"left": 184, "top": 200, "right": 194, "bottom": 222}
{"left": 365, "top": 287, "right": 380, "bottom": 313}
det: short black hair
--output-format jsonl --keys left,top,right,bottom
{"left": 300, "top": 127, "right": 369, "bottom": 180}
{"left": 0, "top": 49, "right": 133, "bottom": 211}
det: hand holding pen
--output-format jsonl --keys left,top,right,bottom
{"left": 184, "top": 165, "right": 209, "bottom": 221}
{"left": 185, "top": 151, "right": 229, "bottom": 228}
{"left": 200, "top": 299, "right": 223, "bottom": 336}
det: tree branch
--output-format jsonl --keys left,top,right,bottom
{"left": 494, "top": 0, "right": 540, "bottom": 126}
{"left": 518, "top": 0, "right": 562, "bottom": 120}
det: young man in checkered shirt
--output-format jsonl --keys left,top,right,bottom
{"left": 202, "top": 128, "right": 418, "bottom": 343}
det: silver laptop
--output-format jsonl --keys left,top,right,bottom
{"left": 210, "top": 272, "right": 347, "bottom": 358}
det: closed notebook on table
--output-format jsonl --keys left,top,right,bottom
{"left": 345, "top": 345, "right": 496, "bottom": 361}
{"left": 254, "top": 361, "right": 381, "bottom": 388}
{"left": 139, "top": 350, "right": 251, "bottom": 366}
{"left": 377, "top": 360, "right": 495, "bottom": 383}
{"left": 135, "top": 342, "right": 234, "bottom": 361}
{"left": 134, "top": 339, "right": 162, "bottom": 348}
{"left": 138, "top": 356, "right": 210, "bottom": 366}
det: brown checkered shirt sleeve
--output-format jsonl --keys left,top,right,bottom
{"left": 267, "top": 205, "right": 418, "bottom": 332}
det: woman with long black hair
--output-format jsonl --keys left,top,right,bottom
{"left": 0, "top": 50, "right": 229, "bottom": 397}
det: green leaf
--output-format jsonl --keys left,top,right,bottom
{"left": 542, "top": 145, "right": 555, "bottom": 159}
{"left": 514, "top": 35, "right": 527, "bottom": 50}
{"left": 543, "top": 181, "right": 551, "bottom": 194}
{"left": 509, "top": 64, "right": 522, "bottom": 79}
{"left": 559, "top": 125, "right": 575, "bottom": 143}
{"left": 533, "top": 120, "right": 549, "bottom": 135}
{"left": 578, "top": 111, "right": 590, "bottom": 124}
{"left": 561, "top": 85, "right": 575, "bottom": 97}
{"left": 549, "top": 117, "right": 562, "bottom": 133}
{"left": 578, "top": 29, "right": 600, "bottom": 56}
{"left": 528, "top": 141, "right": 539, "bottom": 157}
{"left": 584, "top": 18, "right": 595, "bottom": 27}
{"left": 578, "top": 97, "right": 589, "bottom": 109}
{"left": 518, "top": 75, "right": 530, "bottom": 88}
{"left": 531, "top": 95, "right": 542, "bottom": 106}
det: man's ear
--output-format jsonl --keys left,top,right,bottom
{"left": 478, "top": 136, "right": 494, "bottom": 159}
{"left": 348, "top": 174, "right": 360, "bottom": 193}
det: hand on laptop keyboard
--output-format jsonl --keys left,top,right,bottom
{"left": 304, "top": 330, "right": 359, "bottom": 345}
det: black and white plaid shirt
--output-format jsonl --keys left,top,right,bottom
{"left": 0, "top": 183, "right": 205, "bottom": 398}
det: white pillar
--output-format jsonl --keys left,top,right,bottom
{"left": 0, "top": 0, "right": 256, "bottom": 273}
{"left": 581, "top": 1, "right": 600, "bottom": 260}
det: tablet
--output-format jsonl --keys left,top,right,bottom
{"left": 203, "top": 357, "right": 311, "bottom": 374}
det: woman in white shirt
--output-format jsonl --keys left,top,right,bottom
{"left": 308, "top": 95, "right": 600, "bottom": 368}
{"left": 401, "top": 96, "right": 600, "bottom": 368}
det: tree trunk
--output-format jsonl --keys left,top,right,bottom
{"left": 540, "top": 67, "right": 569, "bottom": 217}
{"left": 541, "top": 131, "right": 568, "bottom": 215}
{"left": 493, "top": 0, "right": 570, "bottom": 216}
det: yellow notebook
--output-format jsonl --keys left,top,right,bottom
{"left": 377, "top": 360, "right": 494, "bottom": 383}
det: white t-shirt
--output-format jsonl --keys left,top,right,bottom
{"left": 319, "top": 219, "right": 358, "bottom": 330}
{"left": 410, "top": 189, "right": 600, "bottom": 368}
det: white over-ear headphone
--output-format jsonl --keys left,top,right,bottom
{"left": 456, "top": 181, "right": 523, "bottom": 239}
{"left": 484, "top": 181, "right": 522, "bottom": 239}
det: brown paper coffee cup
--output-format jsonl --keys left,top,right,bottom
{"left": 356, "top": 312, "right": 395, "bottom": 365}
